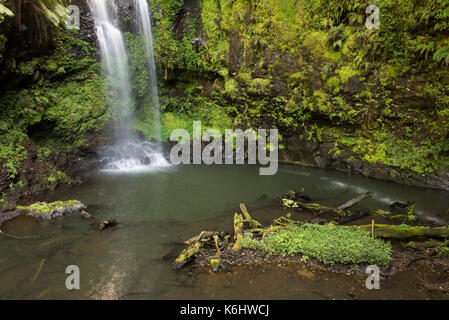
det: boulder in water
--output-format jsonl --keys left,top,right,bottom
{"left": 16, "top": 200, "right": 87, "bottom": 220}
{"left": 95, "top": 219, "right": 118, "bottom": 231}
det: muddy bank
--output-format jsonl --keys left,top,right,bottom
{"left": 173, "top": 260, "right": 449, "bottom": 300}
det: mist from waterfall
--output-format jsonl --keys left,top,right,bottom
{"left": 135, "top": 0, "right": 162, "bottom": 141}
{"left": 89, "top": 0, "right": 169, "bottom": 172}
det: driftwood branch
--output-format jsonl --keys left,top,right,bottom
{"left": 184, "top": 231, "right": 218, "bottom": 246}
{"left": 173, "top": 242, "right": 203, "bottom": 270}
{"left": 240, "top": 203, "right": 262, "bottom": 228}
{"left": 31, "top": 259, "right": 46, "bottom": 285}
{"left": 337, "top": 192, "right": 374, "bottom": 211}
{"left": 338, "top": 208, "right": 370, "bottom": 225}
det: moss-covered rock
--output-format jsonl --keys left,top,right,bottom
{"left": 16, "top": 200, "right": 86, "bottom": 220}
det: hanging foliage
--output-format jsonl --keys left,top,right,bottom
{"left": 4, "top": 0, "right": 66, "bottom": 46}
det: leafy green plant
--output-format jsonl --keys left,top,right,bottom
{"left": 241, "top": 223, "right": 392, "bottom": 266}
{"left": 440, "top": 246, "right": 449, "bottom": 257}
{"left": 5, "top": 0, "right": 67, "bottom": 45}
{"left": 433, "top": 46, "right": 449, "bottom": 65}
{"left": 282, "top": 198, "right": 299, "bottom": 208}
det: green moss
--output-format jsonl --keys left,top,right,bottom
{"left": 440, "top": 246, "right": 449, "bottom": 257}
{"left": 17, "top": 200, "right": 83, "bottom": 215}
{"left": 357, "top": 224, "right": 449, "bottom": 240}
{"left": 241, "top": 223, "right": 392, "bottom": 266}
{"left": 337, "top": 65, "right": 360, "bottom": 84}
{"left": 0, "top": 26, "right": 109, "bottom": 203}
{"left": 18, "top": 58, "right": 41, "bottom": 75}
{"left": 303, "top": 31, "right": 341, "bottom": 63}
{"left": 210, "top": 257, "right": 221, "bottom": 272}
{"left": 0, "top": 130, "right": 28, "bottom": 179}
{"left": 248, "top": 78, "right": 271, "bottom": 95}
{"left": 147, "top": 0, "right": 449, "bottom": 185}
{"left": 126, "top": 33, "right": 150, "bottom": 98}
{"left": 160, "top": 112, "right": 191, "bottom": 141}
{"left": 224, "top": 77, "right": 239, "bottom": 98}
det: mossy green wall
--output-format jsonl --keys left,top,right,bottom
{"left": 0, "top": 23, "right": 110, "bottom": 209}
{"left": 149, "top": 0, "right": 449, "bottom": 179}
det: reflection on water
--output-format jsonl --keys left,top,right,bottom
{"left": 0, "top": 164, "right": 448, "bottom": 299}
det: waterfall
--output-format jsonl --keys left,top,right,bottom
{"left": 89, "top": 0, "right": 132, "bottom": 139}
{"left": 134, "top": 0, "right": 161, "bottom": 141}
{"left": 89, "top": 0, "right": 169, "bottom": 172}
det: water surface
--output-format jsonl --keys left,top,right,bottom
{"left": 1, "top": 164, "right": 448, "bottom": 299}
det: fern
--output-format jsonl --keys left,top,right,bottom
{"left": 433, "top": 46, "right": 449, "bottom": 65}
{"left": 4, "top": 0, "right": 66, "bottom": 46}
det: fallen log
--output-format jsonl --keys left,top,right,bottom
{"left": 297, "top": 202, "right": 344, "bottom": 216}
{"left": 338, "top": 208, "right": 370, "bottom": 225}
{"left": 390, "top": 201, "right": 415, "bottom": 215}
{"left": 184, "top": 231, "right": 218, "bottom": 246}
{"left": 239, "top": 203, "right": 262, "bottom": 228}
{"left": 374, "top": 209, "right": 417, "bottom": 222}
{"left": 352, "top": 224, "right": 449, "bottom": 240}
{"left": 274, "top": 216, "right": 297, "bottom": 226}
{"left": 286, "top": 191, "right": 375, "bottom": 218}
{"left": 337, "top": 192, "right": 374, "bottom": 211}
{"left": 173, "top": 241, "right": 203, "bottom": 270}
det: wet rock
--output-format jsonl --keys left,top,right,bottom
{"left": 0, "top": 210, "right": 21, "bottom": 226}
{"left": 81, "top": 210, "right": 92, "bottom": 219}
{"left": 281, "top": 126, "right": 449, "bottom": 191}
{"left": 95, "top": 219, "right": 118, "bottom": 231}
{"left": 338, "top": 208, "right": 370, "bottom": 225}
{"left": 343, "top": 76, "right": 365, "bottom": 94}
{"left": 16, "top": 200, "right": 86, "bottom": 220}
{"left": 0, "top": 200, "right": 88, "bottom": 227}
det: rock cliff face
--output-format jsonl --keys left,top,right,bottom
{"left": 71, "top": 0, "right": 96, "bottom": 45}
{"left": 143, "top": 0, "right": 449, "bottom": 190}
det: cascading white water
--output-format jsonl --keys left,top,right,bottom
{"left": 100, "top": 140, "right": 169, "bottom": 172}
{"left": 134, "top": 0, "right": 162, "bottom": 141}
{"left": 89, "top": 0, "right": 132, "bottom": 133}
{"left": 89, "top": 0, "right": 169, "bottom": 172}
